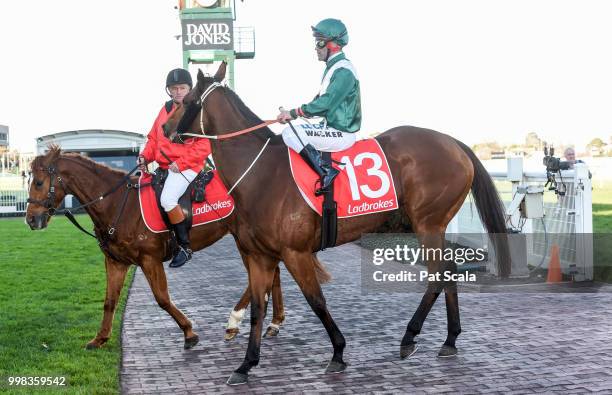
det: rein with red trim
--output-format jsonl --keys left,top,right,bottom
{"left": 180, "top": 119, "right": 278, "bottom": 140}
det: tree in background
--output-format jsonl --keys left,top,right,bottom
{"left": 525, "top": 132, "right": 542, "bottom": 149}
{"left": 587, "top": 137, "right": 606, "bottom": 156}
{"left": 472, "top": 142, "right": 503, "bottom": 160}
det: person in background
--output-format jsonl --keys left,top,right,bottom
{"left": 563, "top": 147, "right": 585, "bottom": 168}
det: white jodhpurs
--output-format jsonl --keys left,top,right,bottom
{"left": 160, "top": 169, "right": 198, "bottom": 211}
{"left": 282, "top": 123, "right": 356, "bottom": 153}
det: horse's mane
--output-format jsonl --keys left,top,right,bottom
{"left": 200, "top": 75, "right": 282, "bottom": 144}
{"left": 33, "top": 144, "right": 128, "bottom": 177}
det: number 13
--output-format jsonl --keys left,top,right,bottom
{"left": 341, "top": 152, "right": 390, "bottom": 201}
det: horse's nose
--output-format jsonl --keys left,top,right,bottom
{"left": 27, "top": 215, "right": 46, "bottom": 230}
{"left": 162, "top": 123, "right": 170, "bottom": 135}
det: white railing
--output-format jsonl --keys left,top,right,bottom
{"left": 0, "top": 189, "right": 28, "bottom": 214}
{"left": 447, "top": 158, "right": 593, "bottom": 280}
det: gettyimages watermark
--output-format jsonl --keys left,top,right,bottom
{"left": 370, "top": 243, "right": 486, "bottom": 283}
{"left": 360, "top": 233, "right": 612, "bottom": 293}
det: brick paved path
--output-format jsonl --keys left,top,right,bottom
{"left": 121, "top": 236, "right": 612, "bottom": 394}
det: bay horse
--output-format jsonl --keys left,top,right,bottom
{"left": 24, "top": 146, "right": 298, "bottom": 348}
{"left": 164, "top": 63, "right": 511, "bottom": 385}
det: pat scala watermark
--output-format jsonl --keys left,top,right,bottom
{"left": 370, "top": 245, "right": 486, "bottom": 283}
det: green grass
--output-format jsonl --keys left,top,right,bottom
{"left": 592, "top": 183, "right": 612, "bottom": 281}
{"left": 0, "top": 215, "right": 134, "bottom": 395}
{"left": 593, "top": 182, "right": 612, "bottom": 233}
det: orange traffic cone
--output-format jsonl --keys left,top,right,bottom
{"left": 546, "top": 244, "right": 563, "bottom": 283}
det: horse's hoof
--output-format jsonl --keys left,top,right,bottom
{"left": 85, "top": 341, "right": 100, "bottom": 350}
{"left": 437, "top": 344, "right": 457, "bottom": 358}
{"left": 263, "top": 325, "right": 279, "bottom": 338}
{"left": 224, "top": 328, "right": 239, "bottom": 341}
{"left": 85, "top": 338, "right": 106, "bottom": 349}
{"left": 184, "top": 334, "right": 199, "bottom": 349}
{"left": 325, "top": 360, "right": 347, "bottom": 374}
{"left": 400, "top": 343, "right": 418, "bottom": 359}
{"left": 226, "top": 372, "right": 248, "bottom": 385}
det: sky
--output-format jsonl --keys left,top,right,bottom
{"left": 1, "top": 0, "right": 611, "bottom": 153}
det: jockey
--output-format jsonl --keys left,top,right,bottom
{"left": 138, "top": 68, "right": 212, "bottom": 268}
{"left": 277, "top": 18, "right": 361, "bottom": 194}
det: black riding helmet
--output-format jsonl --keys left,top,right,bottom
{"left": 166, "top": 68, "right": 193, "bottom": 88}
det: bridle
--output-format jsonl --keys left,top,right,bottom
{"left": 27, "top": 157, "right": 141, "bottom": 245}
{"left": 171, "top": 81, "right": 278, "bottom": 194}
{"left": 176, "top": 82, "right": 277, "bottom": 141}
{"left": 27, "top": 163, "right": 68, "bottom": 217}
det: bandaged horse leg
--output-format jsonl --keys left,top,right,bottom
{"left": 225, "top": 300, "right": 247, "bottom": 341}
{"left": 226, "top": 249, "right": 255, "bottom": 341}
{"left": 265, "top": 266, "right": 285, "bottom": 337}
{"left": 225, "top": 264, "right": 284, "bottom": 340}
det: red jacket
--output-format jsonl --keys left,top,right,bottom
{"left": 140, "top": 103, "right": 211, "bottom": 172}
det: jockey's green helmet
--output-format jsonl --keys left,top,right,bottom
{"left": 312, "top": 18, "right": 349, "bottom": 47}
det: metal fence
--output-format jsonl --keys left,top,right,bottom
{"left": 0, "top": 189, "right": 28, "bottom": 214}
{"left": 448, "top": 159, "right": 593, "bottom": 280}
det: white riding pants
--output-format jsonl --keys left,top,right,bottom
{"left": 282, "top": 123, "right": 356, "bottom": 153}
{"left": 160, "top": 169, "right": 198, "bottom": 211}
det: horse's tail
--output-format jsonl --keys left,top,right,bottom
{"left": 454, "top": 138, "right": 511, "bottom": 278}
{"left": 313, "top": 256, "right": 332, "bottom": 284}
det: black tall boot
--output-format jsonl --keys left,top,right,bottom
{"left": 299, "top": 144, "right": 339, "bottom": 196}
{"left": 169, "top": 220, "right": 193, "bottom": 268}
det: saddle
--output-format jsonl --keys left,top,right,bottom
{"left": 151, "top": 168, "right": 214, "bottom": 229}
{"left": 288, "top": 139, "right": 400, "bottom": 251}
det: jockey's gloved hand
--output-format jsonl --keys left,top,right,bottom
{"left": 276, "top": 107, "right": 295, "bottom": 124}
{"left": 169, "top": 162, "right": 180, "bottom": 173}
{"left": 138, "top": 156, "right": 148, "bottom": 172}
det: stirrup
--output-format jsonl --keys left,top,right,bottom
{"left": 315, "top": 168, "right": 339, "bottom": 196}
{"left": 169, "top": 246, "right": 192, "bottom": 268}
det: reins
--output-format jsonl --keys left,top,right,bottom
{"left": 176, "top": 82, "right": 279, "bottom": 141}
{"left": 172, "top": 82, "right": 278, "bottom": 194}
{"left": 28, "top": 160, "right": 141, "bottom": 256}
{"left": 179, "top": 119, "right": 278, "bottom": 140}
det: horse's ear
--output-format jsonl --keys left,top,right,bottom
{"left": 214, "top": 61, "right": 227, "bottom": 82}
{"left": 197, "top": 69, "right": 206, "bottom": 84}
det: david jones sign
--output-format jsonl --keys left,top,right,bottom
{"left": 181, "top": 18, "right": 233, "bottom": 51}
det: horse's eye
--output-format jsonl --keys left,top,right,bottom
{"left": 35, "top": 180, "right": 43, "bottom": 187}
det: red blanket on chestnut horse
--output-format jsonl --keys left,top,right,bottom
{"left": 288, "top": 139, "right": 399, "bottom": 218}
{"left": 138, "top": 169, "right": 234, "bottom": 233}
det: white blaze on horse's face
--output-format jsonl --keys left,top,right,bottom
{"left": 25, "top": 167, "right": 52, "bottom": 229}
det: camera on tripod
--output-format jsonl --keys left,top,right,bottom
{"left": 542, "top": 145, "right": 571, "bottom": 172}
{"left": 542, "top": 143, "right": 570, "bottom": 196}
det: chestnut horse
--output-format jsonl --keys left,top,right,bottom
{"left": 24, "top": 147, "right": 294, "bottom": 348}
{"left": 164, "top": 63, "right": 511, "bottom": 385}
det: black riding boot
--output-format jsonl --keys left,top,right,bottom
{"left": 169, "top": 220, "right": 193, "bottom": 268}
{"left": 299, "top": 144, "right": 339, "bottom": 196}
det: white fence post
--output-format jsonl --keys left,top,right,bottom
{"left": 574, "top": 163, "right": 593, "bottom": 280}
